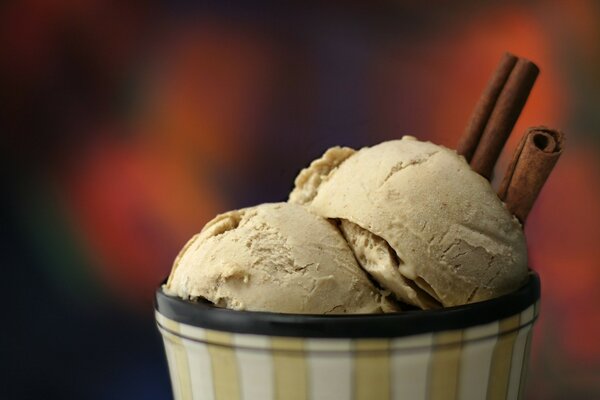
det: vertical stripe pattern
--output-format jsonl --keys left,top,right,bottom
{"left": 272, "top": 337, "right": 308, "bottom": 400}
{"left": 391, "top": 334, "right": 433, "bottom": 399}
{"left": 156, "top": 303, "right": 538, "bottom": 400}
{"left": 234, "top": 334, "right": 274, "bottom": 400}
{"left": 159, "top": 316, "right": 194, "bottom": 400}
{"left": 506, "top": 306, "right": 535, "bottom": 400}
{"left": 354, "top": 339, "right": 391, "bottom": 400}
{"left": 205, "top": 331, "right": 240, "bottom": 400}
{"left": 487, "top": 315, "right": 522, "bottom": 400}
{"left": 517, "top": 330, "right": 534, "bottom": 400}
{"left": 429, "top": 330, "right": 463, "bottom": 400}
{"left": 457, "top": 322, "right": 499, "bottom": 400}
{"left": 307, "top": 339, "right": 352, "bottom": 400}
{"left": 179, "top": 325, "right": 215, "bottom": 400}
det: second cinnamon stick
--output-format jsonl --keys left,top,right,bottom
{"left": 498, "top": 126, "right": 565, "bottom": 223}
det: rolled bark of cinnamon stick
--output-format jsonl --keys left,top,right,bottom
{"left": 498, "top": 126, "right": 565, "bottom": 223}
{"left": 457, "top": 53, "right": 517, "bottom": 162}
{"left": 469, "top": 58, "right": 539, "bottom": 180}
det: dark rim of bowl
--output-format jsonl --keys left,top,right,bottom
{"left": 154, "top": 271, "right": 540, "bottom": 338}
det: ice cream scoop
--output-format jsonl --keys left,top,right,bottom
{"left": 164, "top": 202, "right": 398, "bottom": 314}
{"left": 289, "top": 136, "right": 528, "bottom": 308}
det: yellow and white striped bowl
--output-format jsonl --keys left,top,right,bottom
{"left": 155, "top": 273, "right": 540, "bottom": 400}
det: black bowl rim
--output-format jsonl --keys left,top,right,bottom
{"left": 154, "top": 271, "right": 540, "bottom": 338}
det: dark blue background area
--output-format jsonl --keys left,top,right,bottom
{"left": 1, "top": 193, "right": 171, "bottom": 399}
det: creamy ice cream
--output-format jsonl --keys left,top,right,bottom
{"left": 164, "top": 202, "right": 398, "bottom": 314}
{"left": 165, "top": 136, "right": 528, "bottom": 313}
{"left": 289, "top": 136, "right": 528, "bottom": 308}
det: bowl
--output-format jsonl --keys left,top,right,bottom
{"left": 155, "top": 271, "right": 540, "bottom": 400}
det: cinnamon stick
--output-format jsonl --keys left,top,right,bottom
{"left": 498, "top": 127, "right": 565, "bottom": 223}
{"left": 458, "top": 53, "right": 539, "bottom": 180}
{"left": 457, "top": 53, "right": 517, "bottom": 162}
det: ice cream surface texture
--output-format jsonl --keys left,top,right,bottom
{"left": 289, "top": 136, "right": 528, "bottom": 308}
{"left": 164, "top": 202, "right": 397, "bottom": 314}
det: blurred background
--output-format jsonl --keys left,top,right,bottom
{"left": 2, "top": 1, "right": 599, "bottom": 399}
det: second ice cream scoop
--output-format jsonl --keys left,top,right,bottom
{"left": 290, "top": 136, "right": 528, "bottom": 308}
{"left": 164, "top": 202, "right": 397, "bottom": 314}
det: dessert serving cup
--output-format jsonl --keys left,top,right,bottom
{"left": 155, "top": 271, "right": 540, "bottom": 400}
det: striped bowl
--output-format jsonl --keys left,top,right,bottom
{"left": 155, "top": 272, "right": 540, "bottom": 400}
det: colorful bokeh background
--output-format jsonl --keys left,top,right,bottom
{"left": 2, "top": 1, "right": 600, "bottom": 399}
